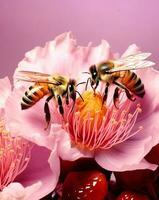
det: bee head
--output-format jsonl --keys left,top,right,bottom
{"left": 67, "top": 79, "right": 76, "bottom": 101}
{"left": 89, "top": 65, "right": 98, "bottom": 82}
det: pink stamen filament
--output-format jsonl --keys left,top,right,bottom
{"left": 0, "top": 120, "right": 32, "bottom": 190}
{"left": 65, "top": 99, "right": 142, "bottom": 151}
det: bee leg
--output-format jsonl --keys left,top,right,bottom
{"left": 85, "top": 77, "right": 91, "bottom": 90}
{"left": 113, "top": 87, "right": 120, "bottom": 109}
{"left": 102, "top": 83, "right": 109, "bottom": 106}
{"left": 113, "top": 81, "right": 136, "bottom": 101}
{"left": 94, "top": 79, "right": 99, "bottom": 90}
{"left": 91, "top": 81, "right": 95, "bottom": 93}
{"left": 66, "top": 92, "right": 69, "bottom": 105}
{"left": 57, "top": 95, "right": 64, "bottom": 116}
{"left": 44, "top": 95, "right": 53, "bottom": 130}
{"left": 125, "top": 90, "right": 136, "bottom": 101}
{"left": 92, "top": 79, "right": 99, "bottom": 94}
{"left": 70, "top": 91, "right": 77, "bottom": 112}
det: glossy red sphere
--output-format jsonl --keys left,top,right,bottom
{"left": 62, "top": 170, "right": 108, "bottom": 200}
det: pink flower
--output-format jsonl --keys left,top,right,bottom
{"left": 6, "top": 33, "right": 159, "bottom": 184}
{"left": 0, "top": 77, "right": 59, "bottom": 199}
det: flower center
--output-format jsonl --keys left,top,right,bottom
{"left": 0, "top": 120, "right": 32, "bottom": 190}
{"left": 75, "top": 91, "right": 107, "bottom": 130}
{"left": 65, "top": 91, "right": 142, "bottom": 151}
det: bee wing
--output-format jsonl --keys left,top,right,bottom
{"left": 108, "top": 52, "right": 155, "bottom": 73}
{"left": 118, "top": 52, "right": 152, "bottom": 63}
{"left": 15, "top": 71, "right": 61, "bottom": 85}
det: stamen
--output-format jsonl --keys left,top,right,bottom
{"left": 0, "top": 120, "right": 32, "bottom": 190}
{"left": 64, "top": 91, "right": 142, "bottom": 151}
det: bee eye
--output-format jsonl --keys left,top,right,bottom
{"left": 89, "top": 65, "right": 98, "bottom": 80}
{"left": 100, "top": 62, "right": 114, "bottom": 74}
{"left": 93, "top": 72, "right": 97, "bottom": 75}
{"left": 92, "top": 71, "right": 97, "bottom": 79}
{"left": 69, "top": 85, "right": 74, "bottom": 92}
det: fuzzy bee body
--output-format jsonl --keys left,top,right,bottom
{"left": 99, "top": 69, "right": 145, "bottom": 98}
{"left": 21, "top": 83, "right": 50, "bottom": 110}
{"left": 16, "top": 71, "right": 77, "bottom": 129}
{"left": 88, "top": 53, "right": 155, "bottom": 106}
{"left": 118, "top": 70, "right": 145, "bottom": 98}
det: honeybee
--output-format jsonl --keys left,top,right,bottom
{"left": 85, "top": 53, "right": 155, "bottom": 107}
{"left": 16, "top": 71, "right": 83, "bottom": 129}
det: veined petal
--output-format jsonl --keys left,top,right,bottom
{"left": 49, "top": 124, "right": 93, "bottom": 161}
{"left": 14, "top": 32, "right": 112, "bottom": 85}
{"left": 16, "top": 145, "right": 59, "bottom": 200}
{"left": 5, "top": 87, "right": 61, "bottom": 149}
{"left": 129, "top": 68, "right": 159, "bottom": 155}
{"left": 136, "top": 68, "right": 159, "bottom": 120}
{"left": 95, "top": 135, "right": 157, "bottom": 172}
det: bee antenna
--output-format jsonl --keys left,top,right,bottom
{"left": 75, "top": 90, "right": 84, "bottom": 102}
{"left": 76, "top": 81, "right": 86, "bottom": 87}
{"left": 82, "top": 72, "right": 90, "bottom": 75}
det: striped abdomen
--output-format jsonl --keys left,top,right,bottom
{"left": 119, "top": 71, "right": 145, "bottom": 98}
{"left": 21, "top": 83, "right": 50, "bottom": 110}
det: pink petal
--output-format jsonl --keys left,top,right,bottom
{"left": 95, "top": 135, "right": 157, "bottom": 171}
{"left": 87, "top": 40, "right": 111, "bottom": 63}
{"left": 135, "top": 111, "right": 159, "bottom": 149}
{"left": 14, "top": 32, "right": 112, "bottom": 84}
{"left": 136, "top": 68, "right": 159, "bottom": 120}
{"left": 5, "top": 87, "right": 59, "bottom": 149}
{"left": 0, "top": 182, "right": 41, "bottom": 200}
{"left": 0, "top": 77, "right": 11, "bottom": 108}
{"left": 129, "top": 68, "right": 159, "bottom": 155}
{"left": 24, "top": 182, "right": 42, "bottom": 200}
{"left": 16, "top": 145, "right": 59, "bottom": 200}
{"left": 50, "top": 124, "right": 93, "bottom": 161}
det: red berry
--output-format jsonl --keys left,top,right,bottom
{"left": 145, "top": 144, "right": 159, "bottom": 164}
{"left": 117, "top": 191, "right": 150, "bottom": 200}
{"left": 62, "top": 170, "right": 108, "bottom": 200}
{"left": 60, "top": 158, "right": 111, "bottom": 181}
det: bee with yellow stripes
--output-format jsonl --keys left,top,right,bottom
{"left": 16, "top": 71, "right": 83, "bottom": 129}
{"left": 85, "top": 52, "right": 155, "bottom": 107}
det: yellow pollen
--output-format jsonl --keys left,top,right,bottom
{"left": 111, "top": 118, "right": 117, "bottom": 124}
{"left": 137, "top": 103, "right": 142, "bottom": 113}
{"left": 137, "top": 107, "right": 142, "bottom": 113}
{"left": 75, "top": 91, "right": 107, "bottom": 131}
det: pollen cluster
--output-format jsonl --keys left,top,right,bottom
{"left": 75, "top": 91, "right": 107, "bottom": 130}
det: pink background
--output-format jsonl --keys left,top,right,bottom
{"left": 1, "top": 0, "right": 159, "bottom": 78}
